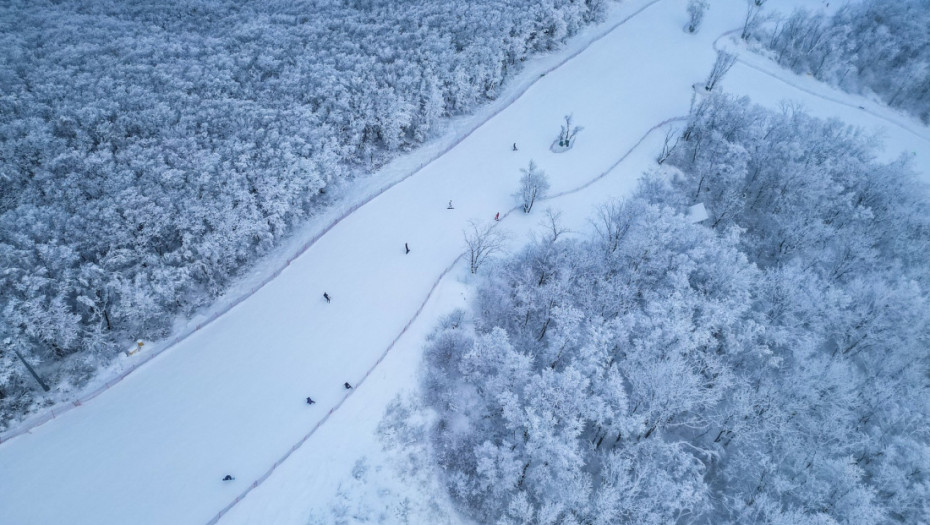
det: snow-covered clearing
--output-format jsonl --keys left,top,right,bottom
{"left": 0, "top": 0, "right": 926, "bottom": 524}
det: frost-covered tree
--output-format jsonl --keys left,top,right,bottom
{"left": 463, "top": 220, "right": 505, "bottom": 274}
{"left": 0, "top": 0, "right": 613, "bottom": 427}
{"left": 516, "top": 161, "right": 550, "bottom": 213}
{"left": 401, "top": 93, "right": 930, "bottom": 524}
{"left": 557, "top": 114, "right": 583, "bottom": 148}
{"left": 740, "top": 0, "right": 767, "bottom": 40}
{"left": 758, "top": 0, "right": 930, "bottom": 123}
{"left": 655, "top": 127, "right": 682, "bottom": 165}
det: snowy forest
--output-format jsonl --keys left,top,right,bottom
{"left": 758, "top": 0, "right": 930, "bottom": 124}
{"left": 407, "top": 94, "right": 930, "bottom": 523}
{"left": 1, "top": 0, "right": 930, "bottom": 521}
{"left": 0, "top": 0, "right": 609, "bottom": 426}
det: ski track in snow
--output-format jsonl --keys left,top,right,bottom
{"left": 221, "top": 17, "right": 929, "bottom": 525}
{"left": 204, "top": 116, "right": 687, "bottom": 525}
{"left": 713, "top": 30, "right": 930, "bottom": 146}
{"left": 0, "top": 0, "right": 664, "bottom": 448}
{"left": 218, "top": 20, "right": 930, "bottom": 525}
{"left": 2, "top": 0, "right": 928, "bottom": 523}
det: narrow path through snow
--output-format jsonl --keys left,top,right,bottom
{"left": 0, "top": 0, "right": 665, "bottom": 448}
{"left": 4, "top": 1, "right": 710, "bottom": 524}
{"left": 713, "top": 31, "right": 930, "bottom": 146}
{"left": 221, "top": 3, "right": 929, "bottom": 522}
{"left": 1, "top": 1, "right": 926, "bottom": 524}
{"left": 204, "top": 116, "right": 686, "bottom": 525}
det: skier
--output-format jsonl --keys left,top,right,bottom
{"left": 494, "top": 212, "right": 500, "bottom": 221}
{"left": 405, "top": 242, "right": 410, "bottom": 254}
{"left": 323, "top": 292, "right": 331, "bottom": 303}
{"left": 306, "top": 397, "right": 315, "bottom": 405}
{"left": 512, "top": 143, "right": 518, "bottom": 151}
{"left": 344, "top": 382, "right": 353, "bottom": 390}
{"left": 447, "top": 200, "right": 454, "bottom": 209}
{"left": 222, "top": 475, "right": 235, "bottom": 481}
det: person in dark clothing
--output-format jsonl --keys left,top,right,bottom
{"left": 222, "top": 475, "right": 234, "bottom": 481}
{"left": 344, "top": 382, "right": 352, "bottom": 390}
{"left": 447, "top": 200, "right": 454, "bottom": 209}
{"left": 512, "top": 143, "right": 518, "bottom": 151}
{"left": 323, "top": 292, "right": 331, "bottom": 303}
{"left": 306, "top": 397, "right": 315, "bottom": 405}
{"left": 405, "top": 243, "right": 410, "bottom": 254}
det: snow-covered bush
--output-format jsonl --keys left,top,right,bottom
{"left": 554, "top": 114, "right": 583, "bottom": 151}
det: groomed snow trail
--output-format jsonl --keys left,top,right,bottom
{"left": 714, "top": 31, "right": 930, "bottom": 148}
{"left": 0, "top": 0, "right": 663, "bottom": 449}
{"left": 2, "top": 1, "right": 708, "bottom": 523}
{"left": 220, "top": 1, "right": 929, "bottom": 522}
{"left": 204, "top": 116, "right": 687, "bottom": 525}
{"left": 1, "top": 1, "right": 926, "bottom": 524}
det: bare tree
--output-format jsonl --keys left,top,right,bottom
{"left": 558, "top": 114, "right": 583, "bottom": 147}
{"left": 741, "top": 0, "right": 767, "bottom": 40}
{"left": 705, "top": 51, "right": 736, "bottom": 91}
{"left": 464, "top": 220, "right": 505, "bottom": 274}
{"left": 539, "top": 208, "right": 570, "bottom": 245}
{"left": 517, "top": 160, "right": 550, "bottom": 213}
{"left": 656, "top": 127, "right": 682, "bottom": 165}
{"left": 686, "top": 0, "right": 709, "bottom": 33}
{"left": 682, "top": 95, "right": 712, "bottom": 142}
{"left": 592, "top": 201, "right": 633, "bottom": 254}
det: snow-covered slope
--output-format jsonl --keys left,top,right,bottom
{"left": 0, "top": 0, "right": 925, "bottom": 524}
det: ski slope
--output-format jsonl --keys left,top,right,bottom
{"left": 1, "top": 0, "right": 926, "bottom": 524}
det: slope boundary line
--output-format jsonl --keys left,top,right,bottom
{"left": 714, "top": 30, "right": 930, "bottom": 145}
{"left": 206, "top": 116, "right": 687, "bottom": 525}
{"left": 0, "top": 0, "right": 663, "bottom": 446}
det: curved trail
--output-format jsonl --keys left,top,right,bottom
{"left": 217, "top": 12, "right": 930, "bottom": 525}
{"left": 6, "top": 1, "right": 924, "bottom": 523}
{"left": 713, "top": 30, "right": 930, "bottom": 145}
{"left": 211, "top": 10, "right": 930, "bottom": 525}
{"left": 206, "top": 115, "right": 686, "bottom": 524}
{"left": 203, "top": 8, "right": 676, "bottom": 525}
{"left": 0, "top": 0, "right": 664, "bottom": 447}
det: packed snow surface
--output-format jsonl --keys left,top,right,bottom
{"left": 0, "top": 0, "right": 926, "bottom": 524}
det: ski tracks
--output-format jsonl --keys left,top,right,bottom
{"left": 0, "top": 0, "right": 665, "bottom": 448}
{"left": 211, "top": 14, "right": 930, "bottom": 525}
{"left": 713, "top": 30, "right": 930, "bottom": 145}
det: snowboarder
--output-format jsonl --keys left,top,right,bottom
{"left": 323, "top": 292, "right": 331, "bottom": 303}
{"left": 447, "top": 200, "right": 454, "bottom": 209}
{"left": 344, "top": 382, "right": 352, "bottom": 390}
{"left": 512, "top": 143, "right": 518, "bottom": 151}
{"left": 306, "top": 397, "right": 315, "bottom": 405}
{"left": 222, "top": 475, "right": 235, "bottom": 481}
{"left": 494, "top": 212, "right": 500, "bottom": 221}
{"left": 405, "top": 242, "right": 410, "bottom": 254}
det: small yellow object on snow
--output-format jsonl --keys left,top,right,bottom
{"left": 127, "top": 341, "right": 144, "bottom": 356}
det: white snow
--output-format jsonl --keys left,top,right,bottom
{"left": 686, "top": 202, "right": 709, "bottom": 224}
{"left": 0, "top": 0, "right": 926, "bottom": 524}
